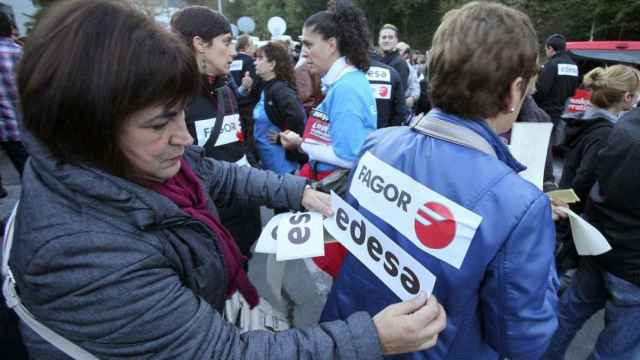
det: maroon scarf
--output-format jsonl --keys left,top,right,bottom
{"left": 148, "top": 159, "right": 258, "bottom": 307}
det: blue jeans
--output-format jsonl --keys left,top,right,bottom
{"left": 544, "top": 258, "right": 640, "bottom": 360}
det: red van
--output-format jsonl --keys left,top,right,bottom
{"left": 562, "top": 41, "right": 640, "bottom": 117}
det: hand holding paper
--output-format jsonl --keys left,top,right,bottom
{"left": 373, "top": 294, "right": 447, "bottom": 355}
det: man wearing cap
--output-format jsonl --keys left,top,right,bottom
{"left": 533, "top": 34, "right": 579, "bottom": 148}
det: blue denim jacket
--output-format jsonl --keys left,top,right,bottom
{"left": 322, "top": 109, "right": 559, "bottom": 359}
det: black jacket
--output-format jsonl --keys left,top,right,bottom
{"left": 533, "top": 51, "right": 580, "bottom": 119}
{"left": 380, "top": 50, "right": 410, "bottom": 93}
{"left": 559, "top": 109, "right": 614, "bottom": 214}
{"left": 585, "top": 108, "right": 640, "bottom": 286}
{"left": 262, "top": 79, "right": 308, "bottom": 164}
{"left": 185, "top": 75, "right": 261, "bottom": 255}
{"left": 186, "top": 76, "right": 249, "bottom": 163}
{"left": 367, "top": 59, "right": 408, "bottom": 128}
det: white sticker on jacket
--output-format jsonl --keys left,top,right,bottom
{"left": 229, "top": 60, "right": 243, "bottom": 72}
{"left": 370, "top": 83, "right": 392, "bottom": 100}
{"left": 557, "top": 64, "right": 578, "bottom": 77}
{"left": 349, "top": 151, "right": 483, "bottom": 269}
{"left": 194, "top": 114, "right": 241, "bottom": 147}
{"left": 367, "top": 66, "right": 391, "bottom": 82}
{"left": 325, "top": 192, "right": 436, "bottom": 300}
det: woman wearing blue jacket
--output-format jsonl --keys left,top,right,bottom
{"left": 322, "top": 2, "right": 559, "bottom": 359}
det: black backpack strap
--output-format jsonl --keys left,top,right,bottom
{"left": 203, "top": 86, "right": 227, "bottom": 152}
{"left": 411, "top": 116, "right": 497, "bottom": 158}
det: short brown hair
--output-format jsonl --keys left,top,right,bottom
{"left": 429, "top": 1, "right": 538, "bottom": 120}
{"left": 583, "top": 65, "right": 640, "bottom": 108}
{"left": 236, "top": 34, "right": 253, "bottom": 51}
{"left": 379, "top": 23, "right": 399, "bottom": 37}
{"left": 18, "top": 0, "right": 198, "bottom": 178}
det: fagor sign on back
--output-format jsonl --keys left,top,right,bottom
{"left": 350, "top": 152, "right": 483, "bottom": 269}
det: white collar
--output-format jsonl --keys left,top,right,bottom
{"left": 321, "top": 57, "right": 355, "bottom": 88}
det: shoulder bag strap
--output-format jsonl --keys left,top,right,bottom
{"left": 203, "top": 83, "right": 227, "bottom": 152}
{"left": 2, "top": 203, "right": 99, "bottom": 360}
{"left": 411, "top": 116, "right": 497, "bottom": 158}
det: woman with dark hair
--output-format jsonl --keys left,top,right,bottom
{"left": 2, "top": 1, "right": 445, "bottom": 358}
{"left": 170, "top": 6, "right": 262, "bottom": 259}
{"left": 253, "top": 41, "right": 306, "bottom": 174}
{"left": 279, "top": 0, "right": 376, "bottom": 180}
{"left": 278, "top": 0, "right": 377, "bottom": 281}
{"left": 323, "top": 2, "right": 559, "bottom": 359}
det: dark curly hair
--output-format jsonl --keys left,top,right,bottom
{"left": 304, "top": 0, "right": 369, "bottom": 72}
{"left": 256, "top": 41, "right": 297, "bottom": 91}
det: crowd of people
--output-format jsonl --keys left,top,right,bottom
{"left": 0, "top": 0, "right": 638, "bottom": 359}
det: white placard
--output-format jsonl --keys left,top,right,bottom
{"left": 559, "top": 208, "right": 612, "bottom": 256}
{"left": 276, "top": 212, "right": 325, "bottom": 261}
{"left": 230, "top": 60, "right": 243, "bottom": 72}
{"left": 350, "top": 151, "right": 482, "bottom": 269}
{"left": 254, "top": 212, "right": 291, "bottom": 254}
{"left": 325, "top": 192, "right": 436, "bottom": 300}
{"left": 509, "top": 122, "right": 553, "bottom": 190}
{"left": 194, "top": 114, "right": 241, "bottom": 147}
{"left": 558, "top": 63, "right": 579, "bottom": 77}
{"left": 370, "top": 84, "right": 392, "bottom": 100}
{"left": 367, "top": 66, "right": 391, "bottom": 82}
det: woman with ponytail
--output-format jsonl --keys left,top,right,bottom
{"left": 559, "top": 65, "right": 640, "bottom": 213}
{"left": 277, "top": 0, "right": 377, "bottom": 284}
{"left": 278, "top": 0, "right": 377, "bottom": 181}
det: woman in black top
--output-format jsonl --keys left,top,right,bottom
{"left": 253, "top": 41, "right": 307, "bottom": 174}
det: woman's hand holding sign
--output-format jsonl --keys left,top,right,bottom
{"left": 374, "top": 294, "right": 447, "bottom": 355}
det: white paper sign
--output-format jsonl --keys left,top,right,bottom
{"left": 350, "top": 152, "right": 482, "bottom": 269}
{"left": 559, "top": 208, "right": 612, "bottom": 256}
{"left": 509, "top": 122, "right": 553, "bottom": 190}
{"left": 276, "top": 212, "right": 325, "bottom": 261}
{"left": 194, "top": 114, "right": 241, "bottom": 147}
{"left": 325, "top": 192, "right": 436, "bottom": 300}
{"left": 558, "top": 63, "right": 579, "bottom": 77}
{"left": 254, "top": 213, "right": 291, "bottom": 254}
{"left": 367, "top": 66, "right": 391, "bottom": 82}
{"left": 370, "top": 84, "right": 392, "bottom": 100}
{"left": 230, "top": 60, "right": 243, "bottom": 72}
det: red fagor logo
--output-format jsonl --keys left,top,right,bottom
{"left": 379, "top": 86, "right": 389, "bottom": 98}
{"left": 414, "top": 202, "right": 456, "bottom": 249}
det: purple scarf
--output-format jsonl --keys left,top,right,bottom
{"left": 148, "top": 159, "right": 258, "bottom": 307}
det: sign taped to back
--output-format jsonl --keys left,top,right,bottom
{"left": 350, "top": 151, "right": 482, "bottom": 269}
{"left": 325, "top": 192, "right": 436, "bottom": 300}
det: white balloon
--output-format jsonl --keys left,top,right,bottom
{"left": 230, "top": 24, "right": 239, "bottom": 38}
{"left": 237, "top": 16, "right": 255, "bottom": 33}
{"left": 267, "top": 16, "right": 287, "bottom": 38}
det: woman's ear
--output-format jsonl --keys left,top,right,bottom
{"left": 327, "top": 37, "right": 338, "bottom": 56}
{"left": 192, "top": 36, "right": 205, "bottom": 54}
{"left": 507, "top": 76, "right": 526, "bottom": 113}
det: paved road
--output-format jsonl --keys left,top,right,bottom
{"left": 0, "top": 152, "right": 604, "bottom": 358}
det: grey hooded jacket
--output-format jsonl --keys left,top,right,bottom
{"left": 8, "top": 132, "right": 382, "bottom": 359}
